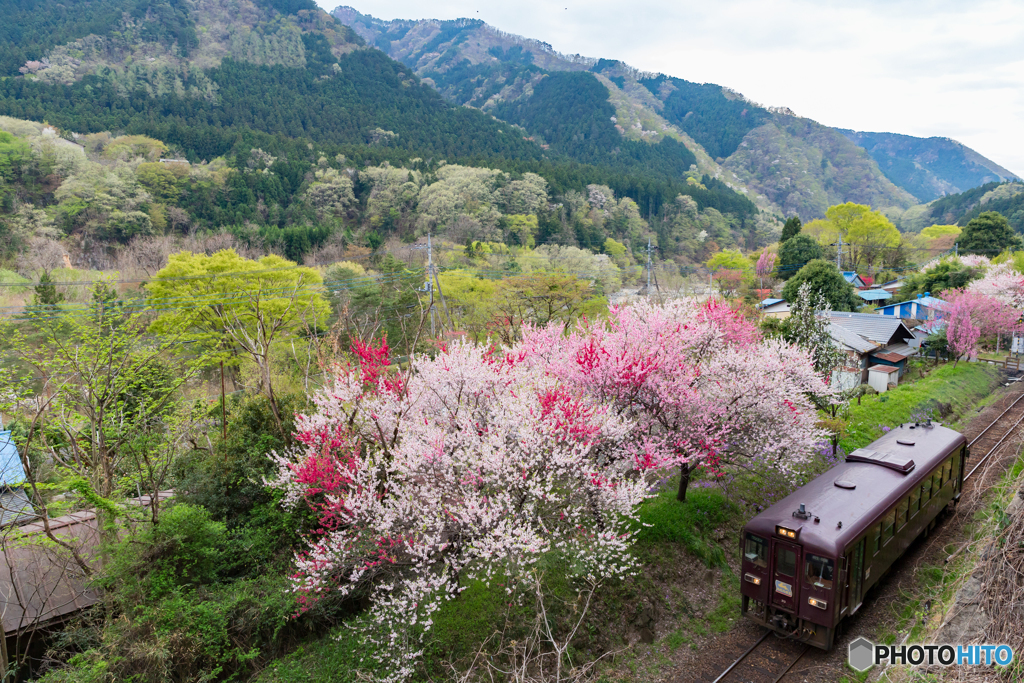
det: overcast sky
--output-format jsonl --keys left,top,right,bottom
{"left": 317, "top": 0, "right": 1024, "bottom": 176}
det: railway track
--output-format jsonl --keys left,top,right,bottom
{"left": 964, "top": 388, "right": 1024, "bottom": 482}
{"left": 706, "top": 630, "right": 808, "bottom": 683}
{"left": 704, "top": 383, "right": 1024, "bottom": 683}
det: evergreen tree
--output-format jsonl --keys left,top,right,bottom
{"left": 958, "top": 211, "right": 1023, "bottom": 256}
{"left": 782, "top": 259, "right": 860, "bottom": 312}
{"left": 781, "top": 216, "right": 802, "bottom": 243}
{"left": 32, "top": 270, "right": 64, "bottom": 311}
{"left": 777, "top": 234, "right": 823, "bottom": 280}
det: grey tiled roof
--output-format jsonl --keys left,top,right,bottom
{"left": 828, "top": 323, "right": 877, "bottom": 353}
{"left": 829, "top": 312, "right": 913, "bottom": 345}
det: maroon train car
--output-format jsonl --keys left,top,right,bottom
{"left": 740, "top": 422, "right": 967, "bottom": 649}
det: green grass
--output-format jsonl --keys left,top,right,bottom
{"left": 842, "top": 363, "right": 1001, "bottom": 451}
{"left": 635, "top": 483, "right": 736, "bottom": 567}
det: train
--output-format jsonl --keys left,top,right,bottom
{"left": 739, "top": 421, "right": 967, "bottom": 650}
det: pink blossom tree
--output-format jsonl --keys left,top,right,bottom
{"left": 940, "top": 288, "right": 1022, "bottom": 365}
{"left": 269, "top": 338, "right": 647, "bottom": 680}
{"left": 967, "top": 262, "right": 1024, "bottom": 308}
{"left": 756, "top": 250, "right": 777, "bottom": 290}
{"left": 522, "top": 298, "right": 828, "bottom": 502}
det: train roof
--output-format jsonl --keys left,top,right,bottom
{"left": 745, "top": 423, "right": 966, "bottom": 557}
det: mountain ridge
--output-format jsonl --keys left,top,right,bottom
{"left": 331, "top": 5, "right": 1018, "bottom": 214}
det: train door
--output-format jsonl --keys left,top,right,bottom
{"left": 845, "top": 539, "right": 865, "bottom": 614}
{"left": 771, "top": 540, "right": 801, "bottom": 612}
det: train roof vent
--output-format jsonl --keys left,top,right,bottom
{"left": 846, "top": 448, "right": 916, "bottom": 474}
{"left": 834, "top": 479, "right": 856, "bottom": 489}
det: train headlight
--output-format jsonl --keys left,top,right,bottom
{"left": 775, "top": 525, "right": 798, "bottom": 539}
{"left": 808, "top": 597, "right": 827, "bottom": 610}
{"left": 744, "top": 573, "right": 761, "bottom": 586}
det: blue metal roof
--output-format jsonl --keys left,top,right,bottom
{"left": 874, "top": 296, "right": 947, "bottom": 312}
{"left": 842, "top": 272, "right": 865, "bottom": 285}
{"left": 0, "top": 432, "right": 27, "bottom": 486}
{"left": 857, "top": 289, "right": 893, "bottom": 301}
{"left": 759, "top": 297, "right": 785, "bottom": 307}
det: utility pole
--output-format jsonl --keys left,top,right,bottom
{"left": 835, "top": 235, "right": 843, "bottom": 271}
{"left": 646, "top": 238, "right": 652, "bottom": 298}
{"left": 427, "top": 233, "right": 435, "bottom": 337}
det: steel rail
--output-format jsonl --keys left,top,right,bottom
{"left": 965, "top": 407, "right": 1024, "bottom": 481}
{"left": 770, "top": 644, "right": 810, "bottom": 683}
{"left": 968, "top": 391, "right": 1024, "bottom": 448}
{"left": 710, "top": 629, "right": 771, "bottom": 683}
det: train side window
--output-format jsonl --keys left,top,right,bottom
{"left": 922, "top": 476, "right": 932, "bottom": 502}
{"left": 882, "top": 508, "right": 896, "bottom": 543}
{"left": 897, "top": 497, "right": 909, "bottom": 529}
{"left": 871, "top": 523, "right": 881, "bottom": 555}
{"left": 943, "top": 458, "right": 953, "bottom": 484}
{"left": 744, "top": 533, "right": 767, "bottom": 568}
{"left": 952, "top": 453, "right": 961, "bottom": 489}
{"left": 805, "top": 554, "right": 834, "bottom": 590}
{"left": 909, "top": 487, "right": 921, "bottom": 517}
{"left": 933, "top": 471, "right": 942, "bottom": 494}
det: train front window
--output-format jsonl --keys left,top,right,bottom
{"left": 776, "top": 547, "right": 797, "bottom": 577}
{"left": 744, "top": 533, "right": 767, "bottom": 568}
{"left": 805, "top": 555, "right": 834, "bottom": 590}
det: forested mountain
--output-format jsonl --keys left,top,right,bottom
{"left": 0, "top": 0, "right": 773, "bottom": 266}
{"left": 332, "top": 5, "right": 1017, "bottom": 217}
{"left": 839, "top": 130, "right": 1018, "bottom": 202}
{"left": 899, "top": 181, "right": 1024, "bottom": 234}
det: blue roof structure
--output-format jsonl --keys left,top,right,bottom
{"left": 842, "top": 271, "right": 866, "bottom": 286}
{"left": 875, "top": 295, "right": 947, "bottom": 314}
{"left": 759, "top": 297, "right": 785, "bottom": 308}
{"left": 0, "top": 431, "right": 27, "bottom": 486}
{"left": 857, "top": 289, "right": 892, "bottom": 302}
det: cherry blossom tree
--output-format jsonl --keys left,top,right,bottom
{"left": 967, "top": 262, "right": 1024, "bottom": 308}
{"left": 268, "top": 338, "right": 647, "bottom": 680}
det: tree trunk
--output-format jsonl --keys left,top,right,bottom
{"left": 676, "top": 465, "right": 692, "bottom": 503}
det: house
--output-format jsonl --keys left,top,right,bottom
{"left": 828, "top": 312, "right": 918, "bottom": 382}
{"left": 857, "top": 288, "right": 893, "bottom": 303}
{"left": 842, "top": 271, "right": 868, "bottom": 288}
{"left": 879, "top": 279, "right": 904, "bottom": 295}
{"left": 875, "top": 293, "right": 947, "bottom": 321}
{"left": 758, "top": 298, "right": 791, "bottom": 319}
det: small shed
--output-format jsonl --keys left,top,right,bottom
{"left": 868, "top": 365, "right": 900, "bottom": 393}
{"left": 857, "top": 288, "right": 893, "bottom": 303}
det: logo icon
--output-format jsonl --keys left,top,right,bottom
{"left": 849, "top": 637, "right": 875, "bottom": 672}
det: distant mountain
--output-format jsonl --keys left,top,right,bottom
{"left": 839, "top": 130, "right": 1018, "bottom": 202}
{"left": 332, "top": 5, "right": 1016, "bottom": 218}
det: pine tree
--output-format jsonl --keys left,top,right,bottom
{"left": 781, "top": 215, "right": 802, "bottom": 242}
{"left": 32, "top": 271, "right": 64, "bottom": 311}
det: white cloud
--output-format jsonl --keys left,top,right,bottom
{"left": 319, "top": 0, "right": 1024, "bottom": 175}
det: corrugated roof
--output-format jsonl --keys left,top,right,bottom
{"left": 0, "top": 489, "right": 35, "bottom": 528}
{"left": 873, "top": 352, "right": 907, "bottom": 363}
{"left": 868, "top": 364, "right": 901, "bottom": 373}
{"left": 829, "top": 312, "right": 914, "bottom": 345}
{"left": 885, "top": 342, "right": 917, "bottom": 357}
{"left": 759, "top": 297, "right": 785, "bottom": 307}
{"left": 828, "top": 323, "right": 877, "bottom": 353}
{"left": 0, "top": 432, "right": 26, "bottom": 486}
{"left": 858, "top": 289, "right": 893, "bottom": 301}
